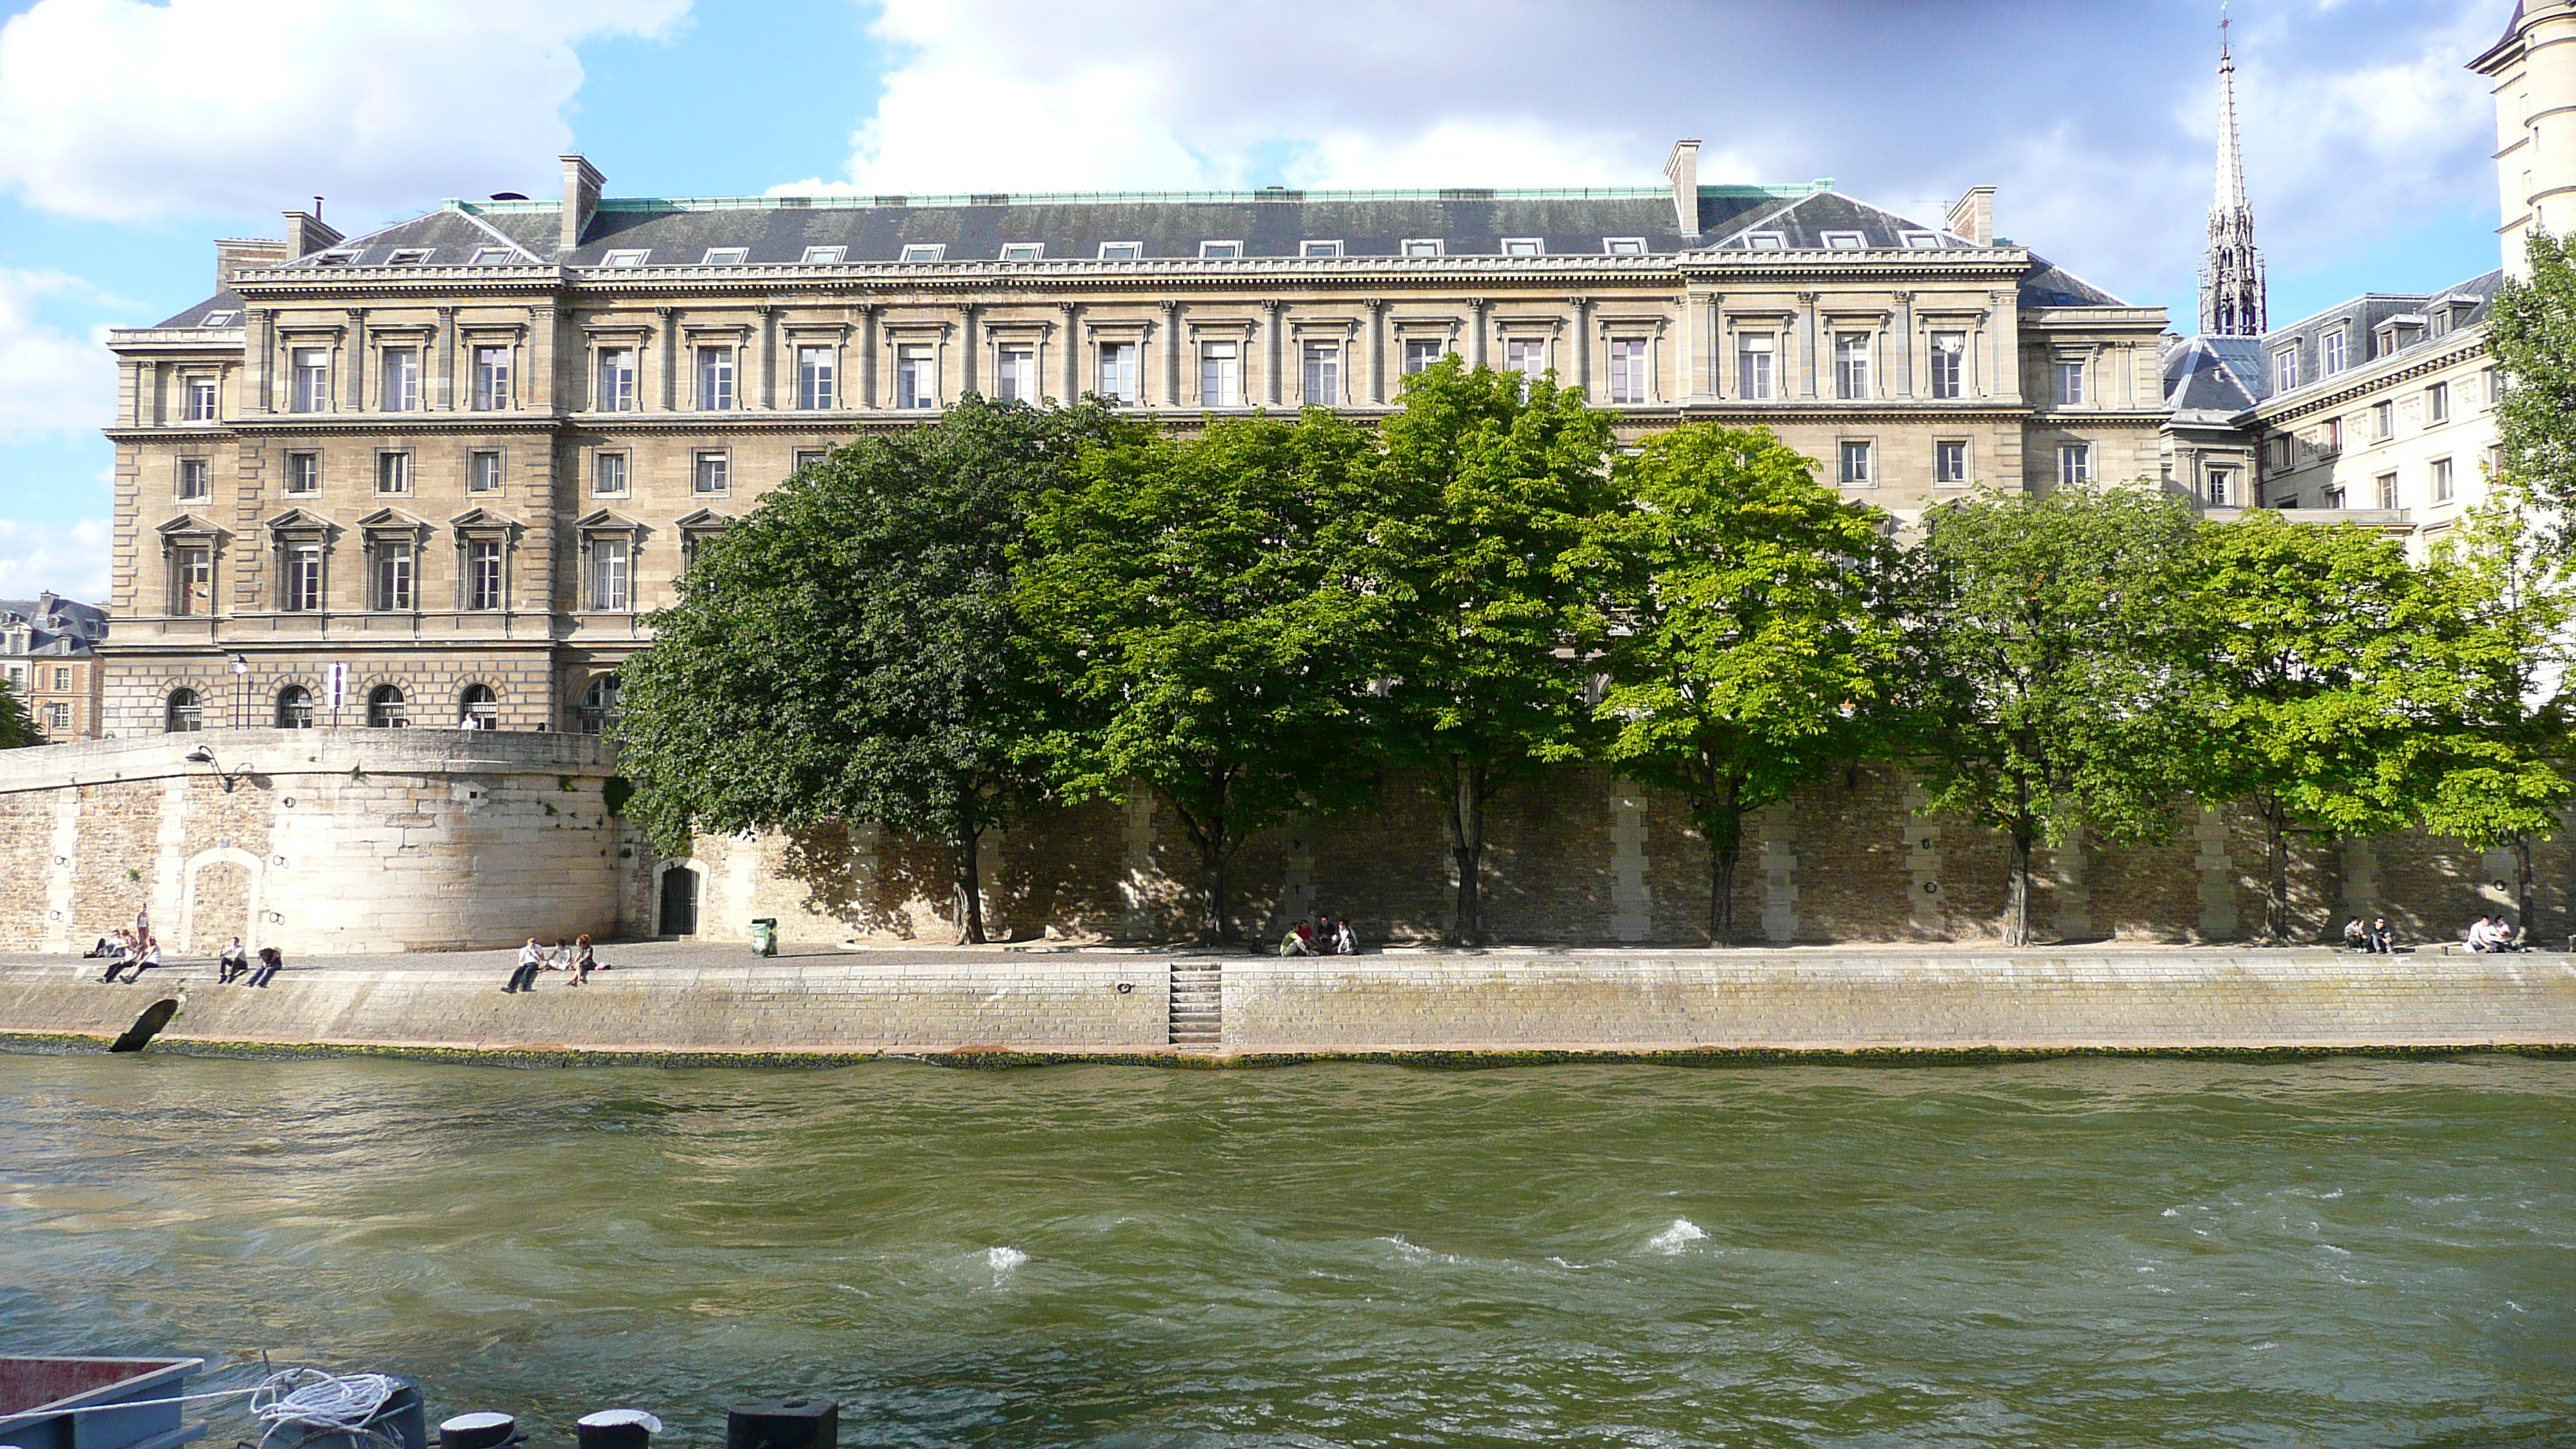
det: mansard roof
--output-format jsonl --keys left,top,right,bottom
{"left": 2161, "top": 335, "right": 2263, "bottom": 418}
{"left": 152, "top": 291, "right": 245, "bottom": 329}
{"left": 265, "top": 182, "right": 2014, "bottom": 270}
{"left": 2253, "top": 267, "right": 2505, "bottom": 399}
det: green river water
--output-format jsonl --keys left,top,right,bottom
{"left": 2, "top": 1052, "right": 2571, "bottom": 1447}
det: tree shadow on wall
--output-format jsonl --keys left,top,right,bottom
{"left": 776, "top": 820, "right": 963, "bottom": 941}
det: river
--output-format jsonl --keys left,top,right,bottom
{"left": 2, "top": 1052, "right": 2571, "bottom": 1447}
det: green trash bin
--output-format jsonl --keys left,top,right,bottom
{"left": 750, "top": 917, "right": 779, "bottom": 957}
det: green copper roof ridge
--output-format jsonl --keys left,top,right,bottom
{"left": 441, "top": 180, "right": 1837, "bottom": 214}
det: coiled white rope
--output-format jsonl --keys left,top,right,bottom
{"left": 248, "top": 1370, "right": 400, "bottom": 1434}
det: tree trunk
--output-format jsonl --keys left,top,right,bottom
{"left": 1201, "top": 828, "right": 1235, "bottom": 946}
{"left": 2005, "top": 830, "right": 2033, "bottom": 947}
{"left": 2263, "top": 796, "right": 2291, "bottom": 944}
{"left": 1448, "top": 758, "right": 1488, "bottom": 947}
{"left": 1705, "top": 780, "right": 1745, "bottom": 947}
{"left": 951, "top": 800, "right": 985, "bottom": 946}
{"left": 2515, "top": 831, "right": 2537, "bottom": 941}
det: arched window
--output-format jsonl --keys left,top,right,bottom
{"left": 457, "top": 683, "right": 498, "bottom": 730}
{"left": 367, "top": 684, "right": 406, "bottom": 728}
{"left": 576, "top": 673, "right": 622, "bottom": 735}
{"left": 275, "top": 685, "right": 314, "bottom": 729}
{"left": 164, "top": 688, "right": 202, "bottom": 733}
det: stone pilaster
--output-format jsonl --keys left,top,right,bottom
{"left": 2044, "top": 824, "right": 2089, "bottom": 940}
{"left": 1759, "top": 801, "right": 1800, "bottom": 944}
{"left": 1608, "top": 779, "right": 1652, "bottom": 942}
{"left": 1118, "top": 794, "right": 1158, "bottom": 938}
{"left": 2340, "top": 836, "right": 2378, "bottom": 922}
{"left": 2194, "top": 803, "right": 2238, "bottom": 939}
{"left": 43, "top": 788, "right": 78, "bottom": 954}
{"left": 1902, "top": 782, "right": 1946, "bottom": 937}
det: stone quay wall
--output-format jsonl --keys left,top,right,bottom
{"left": 0, "top": 729, "right": 628, "bottom": 955}
{"left": 2, "top": 952, "right": 2569, "bottom": 1059}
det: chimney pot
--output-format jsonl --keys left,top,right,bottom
{"left": 561, "top": 154, "right": 605, "bottom": 256}
{"left": 1664, "top": 139, "right": 1702, "bottom": 237}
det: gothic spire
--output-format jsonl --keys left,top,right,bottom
{"left": 2201, "top": 5, "right": 2267, "bottom": 336}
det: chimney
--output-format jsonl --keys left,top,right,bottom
{"left": 1664, "top": 139, "right": 1701, "bottom": 236}
{"left": 1944, "top": 185, "right": 1995, "bottom": 246}
{"left": 280, "top": 208, "right": 343, "bottom": 259}
{"left": 561, "top": 154, "right": 605, "bottom": 254}
{"left": 214, "top": 238, "right": 292, "bottom": 291}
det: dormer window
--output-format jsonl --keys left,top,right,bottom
{"left": 1199, "top": 240, "right": 1242, "bottom": 259}
{"left": 999, "top": 242, "right": 1043, "bottom": 261}
{"left": 899, "top": 243, "right": 945, "bottom": 262}
{"left": 1402, "top": 238, "right": 1444, "bottom": 257}
{"left": 1819, "top": 231, "right": 1866, "bottom": 248}
{"left": 701, "top": 247, "right": 748, "bottom": 265}
{"left": 388, "top": 248, "right": 431, "bottom": 265}
{"left": 1098, "top": 242, "right": 1143, "bottom": 259}
{"left": 2322, "top": 329, "right": 2348, "bottom": 375}
{"left": 1499, "top": 238, "right": 1543, "bottom": 255}
{"left": 800, "top": 245, "right": 846, "bottom": 264}
{"left": 1899, "top": 231, "right": 1941, "bottom": 248}
{"left": 1744, "top": 232, "right": 1786, "bottom": 250}
{"left": 1301, "top": 240, "right": 1344, "bottom": 258}
{"left": 603, "top": 249, "right": 649, "bottom": 266}
{"left": 1602, "top": 237, "right": 1646, "bottom": 255}
{"left": 2275, "top": 346, "right": 2303, "bottom": 391}
{"left": 469, "top": 247, "right": 516, "bottom": 264}
{"left": 200, "top": 310, "right": 237, "bottom": 328}
{"left": 315, "top": 251, "right": 357, "bottom": 265}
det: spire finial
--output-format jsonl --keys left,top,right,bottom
{"left": 2200, "top": 2, "right": 2266, "bottom": 337}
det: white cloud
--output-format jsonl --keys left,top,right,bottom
{"left": 0, "top": 269, "right": 121, "bottom": 440}
{"left": 0, "top": 516, "right": 111, "bottom": 603}
{"left": 0, "top": 0, "right": 692, "bottom": 221}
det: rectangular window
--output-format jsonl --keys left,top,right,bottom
{"left": 2208, "top": 468, "right": 2237, "bottom": 507}
{"left": 896, "top": 345, "right": 937, "bottom": 409}
{"left": 1403, "top": 338, "right": 1445, "bottom": 377}
{"left": 176, "top": 458, "right": 210, "bottom": 502}
{"left": 1737, "top": 333, "right": 1774, "bottom": 400}
{"left": 1199, "top": 240, "right": 1242, "bottom": 259}
{"left": 43, "top": 703, "right": 67, "bottom": 733}
{"left": 185, "top": 376, "right": 219, "bottom": 421}
{"left": 283, "top": 451, "right": 319, "bottom": 495}
{"left": 996, "top": 344, "right": 1036, "bottom": 403}
{"left": 374, "top": 540, "right": 414, "bottom": 611}
{"left": 1099, "top": 341, "right": 1140, "bottom": 402}
{"left": 1505, "top": 337, "right": 1545, "bottom": 392}
{"left": 2373, "top": 400, "right": 2393, "bottom": 439}
{"left": 594, "top": 452, "right": 628, "bottom": 496}
{"left": 2054, "top": 360, "right": 2085, "bottom": 406}
{"left": 591, "top": 539, "right": 630, "bottom": 611}
{"left": 1928, "top": 332, "right": 1964, "bottom": 399}
{"left": 2058, "top": 443, "right": 2092, "bottom": 488}
{"left": 596, "top": 348, "right": 636, "bottom": 412}
{"left": 1834, "top": 332, "right": 1869, "bottom": 399}
{"left": 2487, "top": 366, "right": 2504, "bottom": 405}
{"left": 1200, "top": 341, "right": 1241, "bottom": 406}
{"left": 466, "top": 539, "right": 503, "bottom": 611}
{"left": 291, "top": 348, "right": 329, "bottom": 413}
{"left": 603, "top": 249, "right": 649, "bottom": 267}
{"left": 2376, "top": 471, "right": 2399, "bottom": 509}
{"left": 1402, "top": 238, "right": 1444, "bottom": 257}
{"left": 693, "top": 451, "right": 730, "bottom": 495}
{"left": 1744, "top": 232, "right": 1786, "bottom": 249}
{"left": 697, "top": 346, "right": 735, "bottom": 410}
{"left": 793, "top": 448, "right": 827, "bottom": 472}
{"left": 387, "top": 249, "right": 430, "bottom": 265}
{"left": 2433, "top": 457, "right": 2455, "bottom": 502}
{"left": 470, "top": 247, "right": 516, "bottom": 265}
{"left": 797, "top": 346, "right": 836, "bottom": 409}
{"left": 1603, "top": 237, "right": 1646, "bottom": 255}
{"left": 376, "top": 452, "right": 411, "bottom": 495}
{"left": 382, "top": 348, "right": 420, "bottom": 412}
{"left": 473, "top": 345, "right": 511, "bottom": 410}
{"left": 1607, "top": 339, "right": 1649, "bottom": 406}
{"left": 1500, "top": 238, "right": 1543, "bottom": 256}
{"left": 1820, "top": 231, "right": 1865, "bottom": 248}
{"left": 201, "top": 310, "right": 238, "bottom": 327}
{"left": 2276, "top": 347, "right": 2302, "bottom": 390}
{"left": 2427, "top": 381, "right": 2450, "bottom": 423}
{"left": 2323, "top": 485, "right": 2346, "bottom": 510}
{"left": 51, "top": 666, "right": 70, "bottom": 692}
{"left": 2323, "top": 331, "right": 2348, "bottom": 374}
{"left": 1934, "top": 440, "right": 1968, "bottom": 485}
{"left": 1899, "top": 231, "right": 1941, "bottom": 248}
{"left": 1097, "top": 242, "right": 1142, "bottom": 259}
{"left": 701, "top": 247, "right": 748, "bottom": 265}
{"left": 1302, "top": 341, "right": 1340, "bottom": 406}
{"left": 282, "top": 544, "right": 321, "bottom": 612}
{"left": 170, "top": 546, "right": 211, "bottom": 616}
{"left": 2489, "top": 443, "right": 2506, "bottom": 478}
{"left": 999, "top": 242, "right": 1043, "bottom": 262}
{"left": 899, "top": 244, "right": 944, "bottom": 262}
{"left": 800, "top": 245, "right": 846, "bottom": 264}
{"left": 2268, "top": 436, "right": 2290, "bottom": 471}
{"left": 468, "top": 450, "right": 502, "bottom": 493}
{"left": 1838, "top": 440, "right": 1872, "bottom": 486}
{"left": 2324, "top": 417, "right": 2343, "bottom": 453}
{"left": 1301, "top": 240, "right": 1344, "bottom": 258}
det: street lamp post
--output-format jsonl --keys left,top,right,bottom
{"left": 229, "top": 653, "right": 248, "bottom": 729}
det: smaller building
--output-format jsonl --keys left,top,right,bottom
{"left": 0, "top": 594, "right": 108, "bottom": 742}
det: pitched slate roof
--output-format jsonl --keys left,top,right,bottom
{"left": 2161, "top": 335, "right": 2264, "bottom": 418}
{"left": 2255, "top": 268, "right": 2505, "bottom": 399}
{"left": 151, "top": 290, "right": 245, "bottom": 329}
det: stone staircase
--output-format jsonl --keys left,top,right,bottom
{"left": 1169, "top": 962, "right": 1224, "bottom": 1050}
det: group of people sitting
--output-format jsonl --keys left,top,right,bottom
{"left": 2339, "top": 918, "right": 2399, "bottom": 954}
{"left": 2461, "top": 915, "right": 2532, "bottom": 953}
{"left": 87, "top": 927, "right": 283, "bottom": 985}
{"left": 503, "top": 935, "right": 600, "bottom": 992}
{"left": 1279, "top": 916, "right": 1358, "bottom": 956}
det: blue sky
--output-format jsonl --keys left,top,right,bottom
{"left": 0, "top": 0, "right": 2510, "bottom": 601}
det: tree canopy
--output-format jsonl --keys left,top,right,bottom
{"left": 0, "top": 680, "right": 40, "bottom": 749}
{"left": 2488, "top": 231, "right": 2576, "bottom": 549}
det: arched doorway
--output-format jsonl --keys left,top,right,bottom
{"left": 276, "top": 685, "right": 314, "bottom": 728}
{"left": 577, "top": 673, "right": 622, "bottom": 735}
{"left": 367, "top": 684, "right": 406, "bottom": 728}
{"left": 457, "top": 683, "right": 498, "bottom": 730}
{"left": 657, "top": 865, "right": 699, "bottom": 937}
{"left": 165, "top": 688, "right": 202, "bottom": 732}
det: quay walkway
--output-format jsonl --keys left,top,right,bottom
{"left": 1, "top": 942, "right": 2571, "bottom": 1062}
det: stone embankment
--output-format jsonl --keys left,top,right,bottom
{"left": 2, "top": 949, "right": 2572, "bottom": 1061}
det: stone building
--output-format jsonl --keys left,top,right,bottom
{"left": 0, "top": 594, "right": 106, "bottom": 742}
{"left": 100, "top": 143, "right": 2168, "bottom": 743}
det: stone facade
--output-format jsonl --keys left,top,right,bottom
{"left": 1, "top": 594, "right": 106, "bottom": 742}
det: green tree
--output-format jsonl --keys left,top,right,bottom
{"left": 1375, "top": 359, "right": 1612, "bottom": 945}
{"left": 1580, "top": 423, "right": 1903, "bottom": 944}
{"left": 2410, "top": 488, "right": 2575, "bottom": 931}
{"left": 1911, "top": 485, "right": 2204, "bottom": 946}
{"left": 616, "top": 396, "right": 1119, "bottom": 944}
{"left": 0, "top": 680, "right": 41, "bottom": 748}
{"left": 2184, "top": 512, "right": 2437, "bottom": 943}
{"left": 1015, "top": 410, "right": 1389, "bottom": 944}
{"left": 2487, "top": 231, "right": 2576, "bottom": 549}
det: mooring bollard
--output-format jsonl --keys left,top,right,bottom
{"left": 574, "top": 1410, "right": 662, "bottom": 1449}
{"left": 434, "top": 1413, "right": 519, "bottom": 1449}
{"left": 726, "top": 1399, "right": 838, "bottom": 1449}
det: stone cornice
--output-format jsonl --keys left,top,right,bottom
{"left": 2252, "top": 328, "right": 2490, "bottom": 427}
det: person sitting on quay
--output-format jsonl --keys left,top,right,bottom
{"left": 2341, "top": 918, "right": 2368, "bottom": 952}
{"left": 1279, "top": 920, "right": 1314, "bottom": 957}
{"left": 570, "top": 934, "right": 596, "bottom": 986}
{"left": 2368, "top": 917, "right": 2396, "bottom": 954}
{"left": 104, "top": 938, "right": 162, "bottom": 984}
{"left": 218, "top": 937, "right": 249, "bottom": 984}
{"left": 1333, "top": 916, "right": 1358, "bottom": 955}
{"left": 245, "top": 945, "right": 283, "bottom": 988}
{"left": 91, "top": 930, "right": 134, "bottom": 979}
{"left": 504, "top": 938, "right": 546, "bottom": 993}
{"left": 2465, "top": 916, "right": 2507, "bottom": 953}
